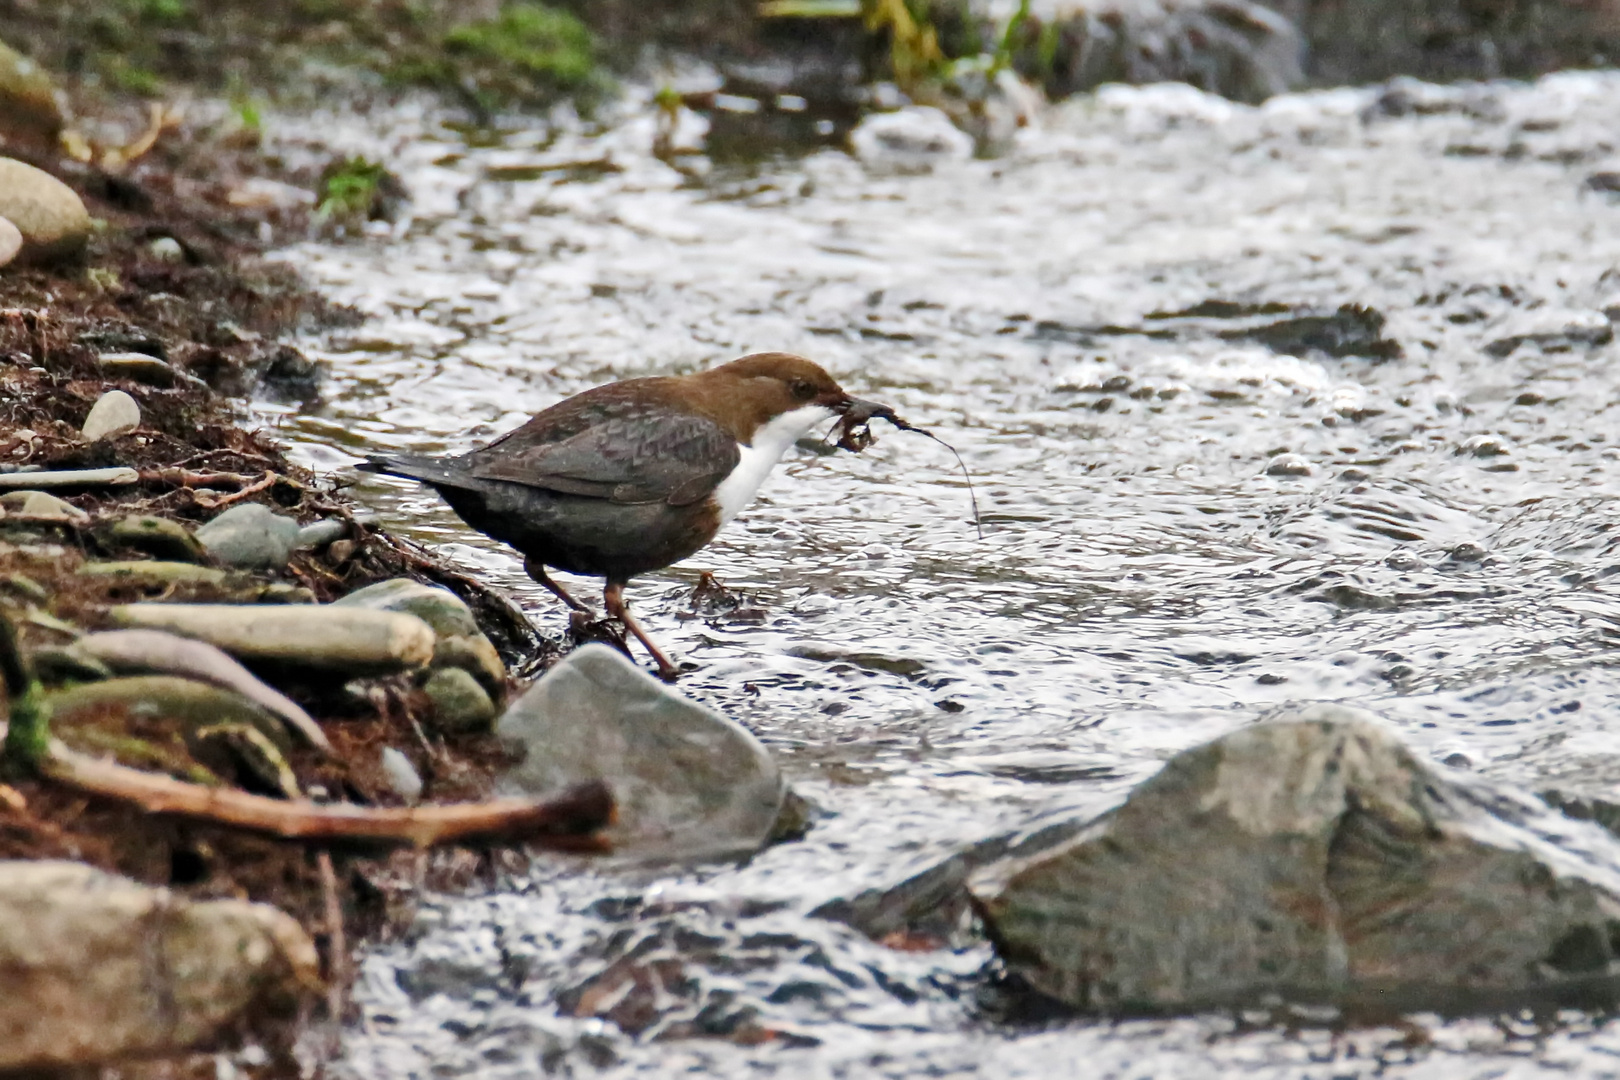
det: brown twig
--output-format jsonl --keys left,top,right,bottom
{"left": 40, "top": 741, "right": 614, "bottom": 852}
{"left": 138, "top": 468, "right": 258, "bottom": 490}
{"left": 193, "top": 471, "right": 282, "bottom": 509}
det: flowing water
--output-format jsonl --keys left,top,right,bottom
{"left": 270, "top": 72, "right": 1620, "bottom": 1076}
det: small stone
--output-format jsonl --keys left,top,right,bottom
{"left": 1265, "top": 453, "right": 1312, "bottom": 477}
{"left": 0, "top": 215, "right": 21, "bottom": 269}
{"left": 146, "top": 236, "right": 184, "bottom": 263}
{"left": 423, "top": 666, "right": 497, "bottom": 735}
{"left": 380, "top": 747, "right": 423, "bottom": 803}
{"left": 0, "top": 157, "right": 90, "bottom": 264}
{"left": 496, "top": 644, "right": 784, "bottom": 859}
{"left": 196, "top": 503, "right": 301, "bottom": 570}
{"left": 80, "top": 390, "right": 141, "bottom": 441}
{"left": 326, "top": 539, "right": 356, "bottom": 565}
{"left": 106, "top": 514, "right": 207, "bottom": 562}
{"left": 0, "top": 861, "right": 318, "bottom": 1073}
{"left": 334, "top": 578, "right": 478, "bottom": 638}
{"left": 0, "top": 467, "right": 138, "bottom": 490}
{"left": 109, "top": 603, "right": 436, "bottom": 674}
{"left": 295, "top": 518, "right": 346, "bottom": 549}
{"left": 0, "top": 489, "right": 87, "bottom": 523}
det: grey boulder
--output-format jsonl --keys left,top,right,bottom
{"left": 497, "top": 644, "right": 784, "bottom": 860}
{"left": 970, "top": 704, "right": 1620, "bottom": 1014}
{"left": 0, "top": 861, "right": 318, "bottom": 1072}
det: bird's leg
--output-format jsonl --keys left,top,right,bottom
{"left": 523, "top": 556, "right": 589, "bottom": 613}
{"left": 603, "top": 581, "right": 679, "bottom": 682}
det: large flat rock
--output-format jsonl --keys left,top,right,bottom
{"left": 969, "top": 704, "right": 1620, "bottom": 1014}
{"left": 497, "top": 644, "right": 784, "bottom": 860}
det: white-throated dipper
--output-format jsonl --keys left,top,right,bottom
{"left": 359, "top": 352, "right": 891, "bottom": 680}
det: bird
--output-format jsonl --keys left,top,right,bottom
{"left": 358, "top": 352, "right": 886, "bottom": 680}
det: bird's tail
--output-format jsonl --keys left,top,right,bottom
{"left": 355, "top": 452, "right": 482, "bottom": 492}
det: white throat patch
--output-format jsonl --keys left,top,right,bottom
{"left": 713, "top": 404, "right": 836, "bottom": 525}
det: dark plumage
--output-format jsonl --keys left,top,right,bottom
{"left": 359, "top": 352, "right": 883, "bottom": 679}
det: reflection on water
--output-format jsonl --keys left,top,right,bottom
{"left": 274, "top": 73, "right": 1620, "bottom": 1076}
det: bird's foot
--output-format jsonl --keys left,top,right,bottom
{"left": 603, "top": 582, "right": 682, "bottom": 682}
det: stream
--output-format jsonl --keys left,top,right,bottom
{"left": 271, "top": 72, "right": 1620, "bottom": 1076}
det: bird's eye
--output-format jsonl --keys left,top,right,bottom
{"left": 790, "top": 378, "right": 817, "bottom": 401}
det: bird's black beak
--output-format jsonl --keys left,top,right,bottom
{"left": 835, "top": 397, "right": 899, "bottom": 424}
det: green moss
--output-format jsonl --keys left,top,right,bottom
{"left": 388, "top": 2, "right": 600, "bottom": 111}
{"left": 317, "top": 156, "right": 388, "bottom": 220}
{"left": 444, "top": 3, "right": 594, "bottom": 83}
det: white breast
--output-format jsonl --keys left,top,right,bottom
{"left": 712, "top": 404, "right": 836, "bottom": 525}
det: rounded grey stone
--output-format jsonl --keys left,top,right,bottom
{"left": 0, "top": 215, "right": 21, "bottom": 269}
{"left": 496, "top": 644, "right": 784, "bottom": 860}
{"left": 195, "top": 503, "right": 302, "bottom": 570}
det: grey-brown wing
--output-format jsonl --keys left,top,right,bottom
{"left": 466, "top": 413, "right": 739, "bottom": 505}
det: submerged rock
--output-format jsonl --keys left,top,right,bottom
{"left": 0, "top": 861, "right": 318, "bottom": 1072}
{"left": 196, "top": 502, "right": 302, "bottom": 569}
{"left": 80, "top": 390, "right": 142, "bottom": 441}
{"left": 850, "top": 107, "right": 974, "bottom": 173}
{"left": 110, "top": 603, "right": 436, "bottom": 674}
{"left": 0, "top": 157, "right": 89, "bottom": 264}
{"left": 497, "top": 644, "right": 785, "bottom": 859}
{"left": 970, "top": 705, "right": 1620, "bottom": 1014}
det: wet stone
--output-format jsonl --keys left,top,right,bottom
{"left": 80, "top": 390, "right": 141, "bottom": 442}
{"left": 0, "top": 157, "right": 89, "bottom": 264}
{"left": 422, "top": 666, "right": 497, "bottom": 735}
{"left": 196, "top": 502, "right": 302, "bottom": 570}
{"left": 969, "top": 705, "right": 1620, "bottom": 1014}
{"left": 496, "top": 644, "right": 785, "bottom": 860}
{"left": 0, "top": 861, "right": 318, "bottom": 1073}
{"left": 105, "top": 514, "right": 207, "bottom": 562}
